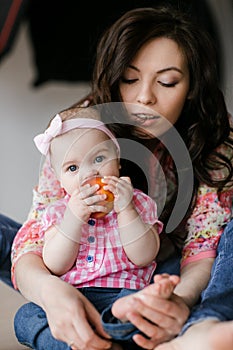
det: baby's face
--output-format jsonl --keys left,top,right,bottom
{"left": 50, "top": 128, "right": 120, "bottom": 195}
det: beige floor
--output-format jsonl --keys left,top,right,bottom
{"left": 0, "top": 282, "right": 28, "bottom": 349}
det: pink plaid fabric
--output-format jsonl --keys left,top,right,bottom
{"left": 37, "top": 189, "right": 162, "bottom": 289}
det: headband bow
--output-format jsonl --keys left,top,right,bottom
{"left": 34, "top": 114, "right": 63, "bottom": 155}
{"left": 34, "top": 114, "right": 120, "bottom": 156}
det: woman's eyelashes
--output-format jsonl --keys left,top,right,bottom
{"left": 158, "top": 81, "right": 178, "bottom": 87}
{"left": 120, "top": 77, "right": 138, "bottom": 84}
{"left": 121, "top": 76, "right": 178, "bottom": 88}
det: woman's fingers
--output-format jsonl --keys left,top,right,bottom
{"left": 71, "top": 297, "right": 111, "bottom": 348}
{"left": 135, "top": 294, "right": 187, "bottom": 331}
{"left": 45, "top": 283, "right": 112, "bottom": 350}
{"left": 132, "top": 330, "right": 166, "bottom": 350}
{"left": 129, "top": 296, "right": 180, "bottom": 334}
{"left": 59, "top": 300, "right": 111, "bottom": 350}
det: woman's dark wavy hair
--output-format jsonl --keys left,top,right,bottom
{"left": 92, "top": 6, "right": 233, "bottom": 192}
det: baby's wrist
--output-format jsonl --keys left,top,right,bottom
{"left": 57, "top": 206, "right": 82, "bottom": 243}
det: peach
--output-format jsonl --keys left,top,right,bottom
{"left": 82, "top": 176, "right": 114, "bottom": 219}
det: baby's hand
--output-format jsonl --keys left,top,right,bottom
{"left": 102, "top": 176, "right": 133, "bottom": 213}
{"left": 68, "top": 183, "right": 108, "bottom": 222}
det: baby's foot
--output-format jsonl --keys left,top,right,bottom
{"left": 112, "top": 274, "right": 179, "bottom": 322}
{"left": 149, "top": 273, "right": 180, "bottom": 299}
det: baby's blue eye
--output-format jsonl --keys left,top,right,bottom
{"left": 95, "top": 155, "right": 104, "bottom": 163}
{"left": 68, "top": 165, "right": 77, "bottom": 172}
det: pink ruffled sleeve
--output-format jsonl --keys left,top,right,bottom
{"left": 181, "top": 128, "right": 233, "bottom": 268}
{"left": 181, "top": 184, "right": 232, "bottom": 268}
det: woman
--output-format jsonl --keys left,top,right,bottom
{"left": 10, "top": 6, "right": 233, "bottom": 350}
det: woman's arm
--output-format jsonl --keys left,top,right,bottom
{"left": 15, "top": 254, "right": 112, "bottom": 349}
{"left": 174, "top": 258, "right": 214, "bottom": 308}
{"left": 177, "top": 184, "right": 232, "bottom": 308}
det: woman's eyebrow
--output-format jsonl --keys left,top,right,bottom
{"left": 128, "top": 64, "right": 140, "bottom": 72}
{"left": 156, "top": 67, "right": 183, "bottom": 74}
{"left": 128, "top": 64, "right": 183, "bottom": 74}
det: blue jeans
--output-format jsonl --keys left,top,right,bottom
{"left": 14, "top": 254, "right": 181, "bottom": 349}
{"left": 14, "top": 287, "right": 142, "bottom": 350}
{"left": 182, "top": 219, "right": 233, "bottom": 334}
{"left": 0, "top": 214, "right": 21, "bottom": 287}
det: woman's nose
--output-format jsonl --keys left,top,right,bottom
{"left": 137, "top": 85, "right": 156, "bottom": 105}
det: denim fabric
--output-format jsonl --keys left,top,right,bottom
{"left": 14, "top": 288, "right": 142, "bottom": 350}
{"left": 0, "top": 214, "right": 21, "bottom": 287}
{"left": 100, "top": 254, "right": 181, "bottom": 349}
{"left": 14, "top": 302, "right": 70, "bottom": 349}
{"left": 81, "top": 286, "right": 124, "bottom": 313}
{"left": 181, "top": 219, "right": 233, "bottom": 334}
{"left": 154, "top": 251, "right": 181, "bottom": 276}
{"left": 14, "top": 255, "right": 182, "bottom": 350}
{"left": 100, "top": 288, "right": 142, "bottom": 350}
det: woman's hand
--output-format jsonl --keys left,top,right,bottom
{"left": 41, "top": 276, "right": 112, "bottom": 350}
{"left": 130, "top": 292, "right": 189, "bottom": 349}
{"left": 112, "top": 274, "right": 190, "bottom": 349}
{"left": 15, "top": 253, "right": 112, "bottom": 350}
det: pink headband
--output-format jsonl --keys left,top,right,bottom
{"left": 34, "top": 114, "right": 120, "bottom": 156}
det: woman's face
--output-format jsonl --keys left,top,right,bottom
{"left": 119, "top": 37, "right": 190, "bottom": 135}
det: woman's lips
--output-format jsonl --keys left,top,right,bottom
{"left": 130, "top": 113, "right": 160, "bottom": 125}
{"left": 130, "top": 113, "right": 161, "bottom": 126}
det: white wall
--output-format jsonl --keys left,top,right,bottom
{"left": 0, "top": 24, "right": 90, "bottom": 223}
{"left": 207, "top": 0, "right": 233, "bottom": 115}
